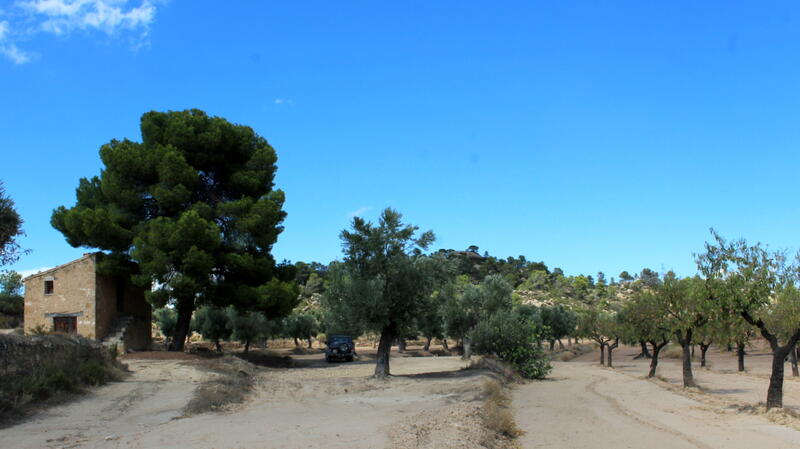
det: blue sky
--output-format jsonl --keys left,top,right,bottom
{"left": 2, "top": 1, "right": 800, "bottom": 279}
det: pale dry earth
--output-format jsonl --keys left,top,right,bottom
{"left": 7, "top": 343, "right": 800, "bottom": 448}
{"left": 513, "top": 344, "right": 800, "bottom": 449}
{"left": 1, "top": 351, "right": 495, "bottom": 449}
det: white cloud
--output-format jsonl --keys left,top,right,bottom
{"left": 20, "top": 0, "right": 157, "bottom": 35}
{"left": 18, "top": 266, "right": 53, "bottom": 278}
{"left": 273, "top": 98, "right": 294, "bottom": 106}
{"left": 347, "top": 206, "right": 370, "bottom": 218}
{"left": 0, "top": 20, "right": 33, "bottom": 64}
{"left": 0, "top": 0, "right": 160, "bottom": 64}
{"left": 1, "top": 43, "right": 32, "bottom": 64}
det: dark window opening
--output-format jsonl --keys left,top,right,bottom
{"left": 53, "top": 316, "right": 77, "bottom": 334}
{"left": 44, "top": 280, "right": 54, "bottom": 295}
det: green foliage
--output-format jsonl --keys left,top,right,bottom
{"left": 0, "top": 270, "right": 23, "bottom": 317}
{"left": 284, "top": 312, "right": 319, "bottom": 344}
{"left": 444, "top": 275, "right": 514, "bottom": 341}
{"left": 322, "top": 208, "right": 446, "bottom": 337}
{"left": 471, "top": 310, "right": 552, "bottom": 379}
{"left": 154, "top": 307, "right": 178, "bottom": 340}
{"left": 51, "top": 110, "right": 297, "bottom": 349}
{"left": 0, "top": 182, "right": 26, "bottom": 267}
{"left": 540, "top": 304, "right": 578, "bottom": 341}
{"left": 192, "top": 305, "right": 233, "bottom": 349}
{"left": 227, "top": 309, "right": 273, "bottom": 352}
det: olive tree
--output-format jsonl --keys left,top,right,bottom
{"left": 321, "top": 208, "right": 446, "bottom": 378}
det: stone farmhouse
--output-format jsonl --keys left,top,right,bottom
{"left": 23, "top": 252, "right": 151, "bottom": 351}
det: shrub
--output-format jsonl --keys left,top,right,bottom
{"left": 481, "top": 380, "right": 522, "bottom": 438}
{"left": 471, "top": 310, "right": 552, "bottom": 379}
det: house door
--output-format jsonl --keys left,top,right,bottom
{"left": 53, "top": 316, "right": 77, "bottom": 334}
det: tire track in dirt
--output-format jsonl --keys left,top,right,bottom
{"left": 584, "top": 375, "right": 715, "bottom": 449}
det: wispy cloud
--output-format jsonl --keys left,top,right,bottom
{"left": 273, "top": 98, "right": 294, "bottom": 106}
{"left": 347, "top": 206, "right": 370, "bottom": 218}
{"left": 0, "top": 19, "right": 33, "bottom": 64}
{"left": 1, "top": 0, "right": 161, "bottom": 64}
{"left": 18, "top": 266, "right": 53, "bottom": 278}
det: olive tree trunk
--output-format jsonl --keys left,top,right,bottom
{"left": 462, "top": 336, "right": 472, "bottom": 360}
{"left": 375, "top": 325, "right": 394, "bottom": 378}
{"left": 423, "top": 336, "right": 432, "bottom": 352}
{"left": 648, "top": 340, "right": 668, "bottom": 378}
{"left": 634, "top": 341, "right": 652, "bottom": 359}
{"left": 737, "top": 342, "right": 746, "bottom": 372}
{"left": 767, "top": 346, "right": 791, "bottom": 409}
{"left": 699, "top": 342, "right": 711, "bottom": 368}
{"left": 599, "top": 342, "right": 606, "bottom": 366}
{"left": 677, "top": 329, "right": 696, "bottom": 388}
{"left": 607, "top": 338, "right": 619, "bottom": 368}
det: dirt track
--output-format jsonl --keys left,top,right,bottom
{"left": 513, "top": 346, "right": 800, "bottom": 449}
{"left": 1, "top": 351, "right": 496, "bottom": 449}
{"left": 7, "top": 345, "right": 800, "bottom": 448}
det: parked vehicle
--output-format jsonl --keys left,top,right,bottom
{"left": 325, "top": 334, "right": 356, "bottom": 362}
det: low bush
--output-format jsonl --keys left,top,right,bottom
{"left": 481, "top": 380, "right": 522, "bottom": 439}
{"left": 471, "top": 310, "right": 552, "bottom": 379}
{"left": 184, "top": 356, "right": 256, "bottom": 415}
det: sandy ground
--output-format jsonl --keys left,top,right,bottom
{"left": 513, "top": 344, "right": 800, "bottom": 449}
{"left": 2, "top": 359, "right": 207, "bottom": 449}
{"left": 8, "top": 342, "right": 800, "bottom": 448}
{"left": 1, "top": 349, "right": 496, "bottom": 449}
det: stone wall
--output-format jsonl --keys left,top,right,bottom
{"left": 0, "top": 334, "right": 116, "bottom": 415}
{"left": 23, "top": 254, "right": 98, "bottom": 338}
{"left": 0, "top": 333, "right": 112, "bottom": 378}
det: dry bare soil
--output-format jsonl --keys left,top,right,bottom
{"left": 514, "top": 344, "right": 800, "bottom": 448}
{"left": 1, "top": 348, "right": 501, "bottom": 449}
{"left": 7, "top": 343, "right": 800, "bottom": 448}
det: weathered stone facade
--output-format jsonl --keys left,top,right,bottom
{"left": 23, "top": 253, "right": 151, "bottom": 351}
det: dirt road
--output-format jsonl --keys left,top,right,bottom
{"left": 513, "top": 354, "right": 800, "bottom": 449}
{"left": 1, "top": 352, "right": 496, "bottom": 449}
{"left": 2, "top": 359, "right": 207, "bottom": 449}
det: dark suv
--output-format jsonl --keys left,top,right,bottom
{"left": 325, "top": 335, "right": 356, "bottom": 362}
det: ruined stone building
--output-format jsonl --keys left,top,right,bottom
{"left": 23, "top": 252, "right": 151, "bottom": 351}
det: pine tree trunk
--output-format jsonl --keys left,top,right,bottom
{"left": 375, "top": 325, "right": 394, "bottom": 378}
{"left": 244, "top": 338, "right": 251, "bottom": 354}
{"left": 308, "top": 338, "right": 313, "bottom": 349}
{"left": 442, "top": 338, "right": 449, "bottom": 351}
{"left": 294, "top": 337, "right": 300, "bottom": 347}
{"left": 737, "top": 342, "right": 746, "bottom": 372}
{"left": 558, "top": 339, "right": 564, "bottom": 350}
{"left": 169, "top": 297, "right": 194, "bottom": 352}
{"left": 549, "top": 340, "right": 555, "bottom": 352}
{"left": 398, "top": 338, "right": 407, "bottom": 353}
{"left": 424, "top": 336, "right": 432, "bottom": 352}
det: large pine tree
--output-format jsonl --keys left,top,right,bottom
{"left": 53, "top": 109, "right": 297, "bottom": 350}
